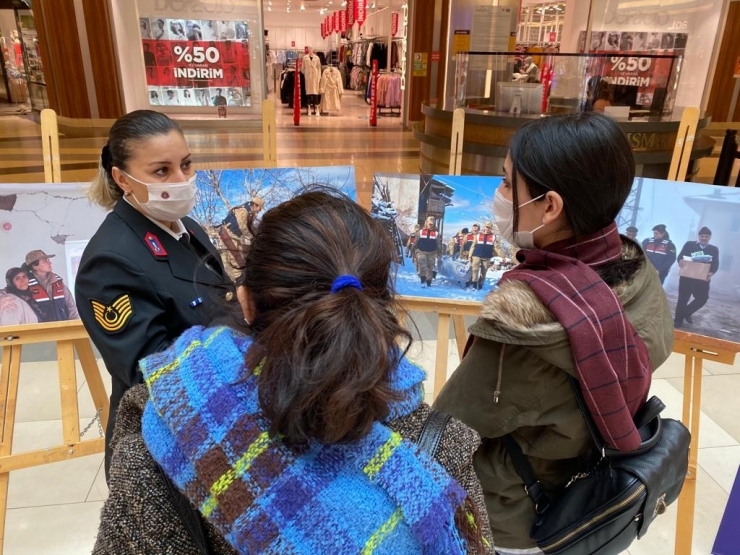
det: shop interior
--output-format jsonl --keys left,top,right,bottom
{"left": 0, "top": 0, "right": 44, "bottom": 114}
{"left": 263, "top": 0, "right": 407, "bottom": 125}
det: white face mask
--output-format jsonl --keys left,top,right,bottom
{"left": 124, "top": 172, "right": 197, "bottom": 221}
{"left": 493, "top": 188, "right": 545, "bottom": 249}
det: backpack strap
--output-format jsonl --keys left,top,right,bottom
{"left": 418, "top": 410, "right": 452, "bottom": 458}
{"left": 502, "top": 434, "right": 552, "bottom": 516}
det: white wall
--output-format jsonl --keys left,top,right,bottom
{"left": 109, "top": 0, "right": 264, "bottom": 114}
{"left": 265, "top": 27, "right": 330, "bottom": 50}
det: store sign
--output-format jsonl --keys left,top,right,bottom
{"left": 340, "top": 10, "right": 347, "bottom": 33}
{"left": 587, "top": 32, "right": 688, "bottom": 112}
{"left": 347, "top": 0, "right": 355, "bottom": 27}
{"left": 140, "top": 17, "right": 251, "bottom": 108}
{"left": 391, "top": 12, "right": 399, "bottom": 37}
{"left": 356, "top": 0, "right": 367, "bottom": 25}
{"left": 334, "top": 11, "right": 340, "bottom": 33}
{"left": 412, "top": 52, "right": 428, "bottom": 77}
{"left": 153, "top": 0, "right": 236, "bottom": 14}
{"left": 320, "top": 22, "right": 325, "bottom": 39}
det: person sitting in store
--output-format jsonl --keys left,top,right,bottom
{"left": 92, "top": 189, "right": 494, "bottom": 555}
{"left": 522, "top": 56, "right": 539, "bottom": 83}
{"left": 433, "top": 112, "right": 674, "bottom": 555}
{"left": 582, "top": 75, "right": 613, "bottom": 113}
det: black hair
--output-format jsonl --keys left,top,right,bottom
{"left": 90, "top": 110, "right": 182, "bottom": 210}
{"left": 508, "top": 112, "right": 635, "bottom": 241}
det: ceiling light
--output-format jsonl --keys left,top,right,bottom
{"left": 300, "top": 3, "right": 305, "bottom": 8}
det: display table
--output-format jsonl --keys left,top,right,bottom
{"left": 414, "top": 103, "right": 715, "bottom": 179}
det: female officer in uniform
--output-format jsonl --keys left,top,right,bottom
{"left": 75, "top": 110, "right": 236, "bottom": 479}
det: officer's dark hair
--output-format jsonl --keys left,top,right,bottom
{"left": 90, "top": 110, "right": 182, "bottom": 210}
{"left": 241, "top": 188, "right": 410, "bottom": 445}
{"left": 508, "top": 111, "right": 635, "bottom": 241}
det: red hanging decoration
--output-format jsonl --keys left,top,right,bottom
{"left": 340, "top": 10, "right": 347, "bottom": 33}
{"left": 347, "top": 0, "right": 355, "bottom": 28}
{"left": 356, "top": 0, "right": 367, "bottom": 25}
{"left": 391, "top": 12, "right": 399, "bottom": 37}
{"left": 333, "top": 11, "right": 340, "bottom": 33}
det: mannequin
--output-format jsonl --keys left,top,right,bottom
{"left": 301, "top": 47, "right": 322, "bottom": 115}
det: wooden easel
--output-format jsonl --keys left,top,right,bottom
{"left": 672, "top": 334, "right": 739, "bottom": 554}
{"left": 0, "top": 110, "right": 110, "bottom": 554}
{"left": 398, "top": 298, "right": 481, "bottom": 397}
{"left": 262, "top": 99, "right": 278, "bottom": 168}
{"left": 398, "top": 107, "right": 474, "bottom": 397}
{"left": 667, "top": 107, "right": 700, "bottom": 183}
{"left": 449, "top": 108, "right": 465, "bottom": 176}
{"left": 40, "top": 109, "right": 62, "bottom": 184}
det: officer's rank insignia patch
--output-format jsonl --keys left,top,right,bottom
{"left": 90, "top": 294, "right": 133, "bottom": 334}
{"left": 144, "top": 232, "right": 167, "bottom": 258}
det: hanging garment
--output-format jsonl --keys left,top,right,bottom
{"left": 319, "top": 67, "right": 344, "bottom": 113}
{"left": 301, "top": 54, "right": 322, "bottom": 95}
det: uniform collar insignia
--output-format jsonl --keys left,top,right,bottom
{"left": 144, "top": 232, "right": 168, "bottom": 258}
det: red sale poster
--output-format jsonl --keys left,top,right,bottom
{"left": 586, "top": 31, "right": 687, "bottom": 112}
{"left": 139, "top": 17, "right": 252, "bottom": 108}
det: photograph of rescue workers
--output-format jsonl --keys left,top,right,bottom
{"left": 190, "top": 166, "right": 356, "bottom": 281}
{"left": 0, "top": 182, "right": 107, "bottom": 328}
{"left": 619, "top": 177, "right": 740, "bottom": 344}
{"left": 372, "top": 173, "right": 517, "bottom": 301}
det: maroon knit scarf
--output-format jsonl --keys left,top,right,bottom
{"left": 500, "top": 222, "right": 651, "bottom": 452}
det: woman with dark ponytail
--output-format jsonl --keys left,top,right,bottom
{"left": 93, "top": 190, "right": 494, "bottom": 555}
{"left": 75, "top": 110, "right": 236, "bottom": 482}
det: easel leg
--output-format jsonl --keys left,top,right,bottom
{"left": 434, "top": 314, "right": 451, "bottom": 399}
{"left": 452, "top": 315, "right": 467, "bottom": 361}
{"left": 57, "top": 341, "right": 80, "bottom": 444}
{"left": 74, "top": 339, "right": 109, "bottom": 431}
{"left": 0, "top": 345, "right": 22, "bottom": 555}
{"left": 674, "top": 354, "right": 702, "bottom": 555}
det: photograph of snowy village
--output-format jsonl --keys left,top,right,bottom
{"left": 372, "top": 173, "right": 740, "bottom": 345}
{"left": 372, "top": 173, "right": 509, "bottom": 302}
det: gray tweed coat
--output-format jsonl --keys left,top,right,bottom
{"left": 92, "top": 384, "right": 495, "bottom": 554}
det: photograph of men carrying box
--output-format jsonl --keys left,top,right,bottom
{"left": 674, "top": 227, "right": 720, "bottom": 328}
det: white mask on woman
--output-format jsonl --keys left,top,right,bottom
{"left": 124, "top": 172, "right": 197, "bottom": 221}
{"left": 493, "top": 188, "right": 545, "bottom": 249}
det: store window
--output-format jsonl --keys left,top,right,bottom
{"left": 584, "top": 0, "right": 724, "bottom": 109}
{"left": 111, "top": 0, "right": 264, "bottom": 114}
{"left": 517, "top": 3, "right": 565, "bottom": 47}
{"left": 5, "top": 0, "right": 47, "bottom": 110}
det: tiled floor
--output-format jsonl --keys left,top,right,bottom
{"left": 1, "top": 99, "right": 739, "bottom": 553}
{"left": 2, "top": 324, "right": 739, "bottom": 554}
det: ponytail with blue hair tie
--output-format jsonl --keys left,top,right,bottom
{"left": 330, "top": 275, "right": 362, "bottom": 294}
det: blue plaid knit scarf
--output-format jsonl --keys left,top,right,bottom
{"left": 141, "top": 325, "right": 469, "bottom": 555}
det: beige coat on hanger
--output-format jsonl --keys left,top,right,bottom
{"left": 320, "top": 67, "right": 344, "bottom": 112}
{"left": 301, "top": 54, "right": 322, "bottom": 95}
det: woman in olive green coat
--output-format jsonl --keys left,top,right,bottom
{"left": 434, "top": 113, "right": 674, "bottom": 554}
